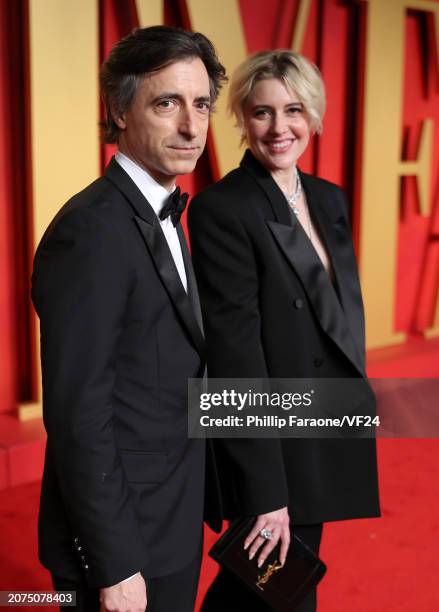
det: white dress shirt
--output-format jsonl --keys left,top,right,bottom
{"left": 115, "top": 151, "right": 188, "bottom": 292}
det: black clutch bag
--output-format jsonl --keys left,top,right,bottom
{"left": 209, "top": 517, "right": 327, "bottom": 611}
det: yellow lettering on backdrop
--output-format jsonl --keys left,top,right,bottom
{"left": 29, "top": 0, "right": 99, "bottom": 249}
{"left": 185, "top": 0, "right": 312, "bottom": 177}
{"left": 360, "top": 0, "right": 438, "bottom": 349}
{"left": 185, "top": 0, "right": 247, "bottom": 176}
{"left": 135, "top": 0, "right": 163, "bottom": 27}
{"left": 291, "top": 0, "right": 312, "bottom": 52}
{"left": 19, "top": 0, "right": 99, "bottom": 420}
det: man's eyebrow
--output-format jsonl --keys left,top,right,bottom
{"left": 151, "top": 92, "right": 183, "bottom": 103}
{"left": 151, "top": 92, "right": 212, "bottom": 104}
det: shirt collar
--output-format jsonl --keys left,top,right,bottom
{"left": 115, "top": 151, "right": 175, "bottom": 217}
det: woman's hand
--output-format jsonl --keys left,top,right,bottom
{"left": 243, "top": 506, "right": 290, "bottom": 568}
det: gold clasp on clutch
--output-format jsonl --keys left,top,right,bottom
{"left": 256, "top": 560, "right": 283, "bottom": 590}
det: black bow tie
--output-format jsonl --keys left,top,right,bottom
{"left": 159, "top": 186, "right": 189, "bottom": 227}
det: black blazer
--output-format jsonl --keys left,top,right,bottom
{"left": 32, "top": 158, "right": 206, "bottom": 588}
{"left": 188, "top": 149, "right": 380, "bottom": 526}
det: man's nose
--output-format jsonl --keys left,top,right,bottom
{"left": 178, "top": 107, "right": 198, "bottom": 139}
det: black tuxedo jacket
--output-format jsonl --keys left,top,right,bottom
{"left": 188, "top": 149, "right": 380, "bottom": 526}
{"left": 32, "top": 158, "right": 206, "bottom": 588}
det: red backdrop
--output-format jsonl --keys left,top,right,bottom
{"left": 0, "top": 0, "right": 438, "bottom": 414}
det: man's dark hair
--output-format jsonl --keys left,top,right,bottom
{"left": 99, "top": 25, "right": 227, "bottom": 143}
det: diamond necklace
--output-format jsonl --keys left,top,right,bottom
{"left": 284, "top": 167, "right": 302, "bottom": 215}
{"left": 284, "top": 169, "right": 313, "bottom": 241}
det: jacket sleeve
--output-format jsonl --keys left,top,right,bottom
{"left": 32, "top": 207, "right": 147, "bottom": 588}
{"left": 188, "top": 193, "right": 289, "bottom": 516}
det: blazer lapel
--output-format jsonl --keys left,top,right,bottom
{"left": 266, "top": 219, "right": 364, "bottom": 375}
{"left": 301, "top": 174, "right": 366, "bottom": 369}
{"left": 104, "top": 158, "right": 205, "bottom": 358}
{"left": 240, "top": 150, "right": 365, "bottom": 376}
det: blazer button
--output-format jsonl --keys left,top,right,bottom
{"left": 314, "top": 357, "right": 324, "bottom": 368}
{"left": 293, "top": 299, "right": 303, "bottom": 309}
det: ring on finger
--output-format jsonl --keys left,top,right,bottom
{"left": 259, "top": 528, "right": 274, "bottom": 540}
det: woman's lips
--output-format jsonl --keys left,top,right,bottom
{"left": 265, "top": 139, "right": 295, "bottom": 153}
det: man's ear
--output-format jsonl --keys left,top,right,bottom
{"left": 111, "top": 106, "right": 126, "bottom": 130}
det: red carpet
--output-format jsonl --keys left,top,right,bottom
{"left": 1, "top": 439, "right": 438, "bottom": 610}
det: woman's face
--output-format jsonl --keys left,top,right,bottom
{"left": 243, "top": 78, "right": 310, "bottom": 173}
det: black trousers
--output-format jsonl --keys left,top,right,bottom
{"left": 201, "top": 523, "right": 324, "bottom": 612}
{"left": 52, "top": 548, "right": 202, "bottom": 612}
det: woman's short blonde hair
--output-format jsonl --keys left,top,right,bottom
{"left": 228, "top": 50, "right": 326, "bottom": 137}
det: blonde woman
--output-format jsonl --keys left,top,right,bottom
{"left": 189, "top": 50, "right": 380, "bottom": 611}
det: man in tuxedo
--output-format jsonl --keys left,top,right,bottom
{"left": 31, "top": 26, "right": 226, "bottom": 612}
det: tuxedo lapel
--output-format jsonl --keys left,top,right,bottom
{"left": 104, "top": 158, "right": 205, "bottom": 358}
{"left": 241, "top": 150, "right": 365, "bottom": 376}
{"left": 176, "top": 224, "right": 204, "bottom": 336}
